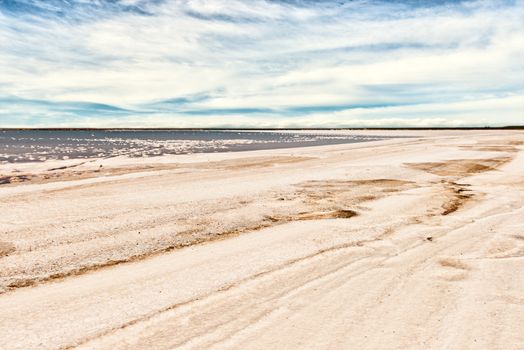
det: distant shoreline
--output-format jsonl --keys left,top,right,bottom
{"left": 1, "top": 126, "right": 523, "bottom": 131}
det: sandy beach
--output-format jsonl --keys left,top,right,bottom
{"left": 1, "top": 130, "right": 523, "bottom": 349}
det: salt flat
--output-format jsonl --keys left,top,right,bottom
{"left": 0, "top": 130, "right": 523, "bottom": 349}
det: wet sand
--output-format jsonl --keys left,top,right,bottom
{"left": 1, "top": 130, "right": 523, "bottom": 349}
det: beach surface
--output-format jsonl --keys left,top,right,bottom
{"left": 1, "top": 130, "right": 523, "bottom": 349}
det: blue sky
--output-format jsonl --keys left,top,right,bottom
{"left": 0, "top": 0, "right": 523, "bottom": 127}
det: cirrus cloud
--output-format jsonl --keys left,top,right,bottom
{"left": 0, "top": 0, "right": 523, "bottom": 127}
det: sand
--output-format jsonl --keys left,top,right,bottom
{"left": 0, "top": 130, "right": 523, "bottom": 349}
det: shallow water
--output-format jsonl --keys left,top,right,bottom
{"left": 0, "top": 130, "right": 388, "bottom": 163}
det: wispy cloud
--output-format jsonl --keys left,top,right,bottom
{"left": 0, "top": 0, "right": 523, "bottom": 127}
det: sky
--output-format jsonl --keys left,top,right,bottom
{"left": 0, "top": 0, "right": 523, "bottom": 128}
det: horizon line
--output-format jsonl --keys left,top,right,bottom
{"left": 2, "top": 126, "right": 524, "bottom": 131}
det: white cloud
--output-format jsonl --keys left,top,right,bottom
{"left": 0, "top": 0, "right": 523, "bottom": 127}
